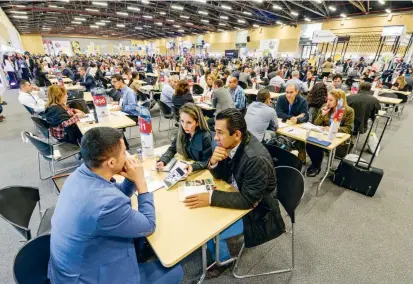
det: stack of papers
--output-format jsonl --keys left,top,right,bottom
{"left": 301, "top": 123, "right": 324, "bottom": 133}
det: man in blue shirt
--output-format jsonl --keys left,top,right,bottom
{"left": 111, "top": 74, "right": 140, "bottom": 121}
{"left": 161, "top": 75, "right": 178, "bottom": 108}
{"left": 228, "top": 77, "right": 246, "bottom": 110}
{"left": 48, "top": 127, "right": 183, "bottom": 284}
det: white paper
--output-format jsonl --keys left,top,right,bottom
{"left": 147, "top": 180, "right": 165, "bottom": 193}
{"left": 178, "top": 185, "right": 209, "bottom": 202}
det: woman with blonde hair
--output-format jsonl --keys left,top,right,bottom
{"left": 156, "top": 103, "right": 212, "bottom": 175}
{"left": 44, "top": 85, "right": 85, "bottom": 145}
{"left": 392, "top": 76, "right": 410, "bottom": 92}
{"left": 306, "top": 89, "right": 355, "bottom": 176}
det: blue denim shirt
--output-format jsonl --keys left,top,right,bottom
{"left": 120, "top": 85, "right": 139, "bottom": 117}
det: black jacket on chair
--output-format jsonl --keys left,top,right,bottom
{"left": 210, "top": 133, "right": 286, "bottom": 248}
{"left": 347, "top": 90, "right": 381, "bottom": 133}
{"left": 79, "top": 74, "right": 97, "bottom": 91}
{"left": 159, "top": 129, "right": 212, "bottom": 171}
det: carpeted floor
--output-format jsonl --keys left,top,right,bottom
{"left": 0, "top": 88, "right": 412, "bottom": 284}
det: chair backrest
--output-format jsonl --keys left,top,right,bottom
{"left": 13, "top": 234, "right": 51, "bottom": 284}
{"left": 238, "top": 81, "right": 248, "bottom": 90}
{"left": 0, "top": 186, "right": 40, "bottom": 240}
{"left": 171, "top": 105, "right": 180, "bottom": 117}
{"left": 24, "top": 105, "right": 35, "bottom": 115}
{"left": 261, "top": 78, "right": 269, "bottom": 86}
{"left": 37, "top": 206, "right": 55, "bottom": 237}
{"left": 192, "top": 84, "right": 204, "bottom": 95}
{"left": 265, "top": 85, "right": 276, "bottom": 92}
{"left": 31, "top": 117, "right": 50, "bottom": 139}
{"left": 264, "top": 144, "right": 303, "bottom": 171}
{"left": 275, "top": 166, "right": 305, "bottom": 223}
{"left": 68, "top": 99, "right": 89, "bottom": 114}
{"left": 158, "top": 100, "right": 172, "bottom": 117}
{"left": 246, "top": 94, "right": 257, "bottom": 105}
{"left": 24, "top": 132, "right": 53, "bottom": 158}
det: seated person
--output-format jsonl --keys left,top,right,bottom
{"left": 306, "top": 89, "right": 354, "bottom": 177}
{"left": 269, "top": 70, "right": 285, "bottom": 90}
{"left": 327, "top": 74, "right": 348, "bottom": 92}
{"left": 18, "top": 79, "right": 46, "bottom": 115}
{"left": 156, "top": 103, "right": 212, "bottom": 173}
{"left": 276, "top": 84, "right": 309, "bottom": 124}
{"left": 44, "top": 85, "right": 84, "bottom": 145}
{"left": 245, "top": 89, "right": 278, "bottom": 141}
{"left": 48, "top": 127, "right": 183, "bottom": 284}
{"left": 304, "top": 70, "right": 316, "bottom": 92}
{"left": 161, "top": 75, "right": 178, "bottom": 108}
{"left": 77, "top": 67, "right": 97, "bottom": 91}
{"left": 60, "top": 62, "right": 75, "bottom": 81}
{"left": 239, "top": 67, "right": 253, "bottom": 87}
{"left": 211, "top": 79, "right": 234, "bottom": 115}
{"left": 172, "top": 80, "right": 194, "bottom": 110}
{"left": 228, "top": 77, "right": 246, "bottom": 110}
{"left": 391, "top": 75, "right": 412, "bottom": 92}
{"left": 285, "top": 70, "right": 308, "bottom": 94}
{"left": 202, "top": 74, "right": 216, "bottom": 101}
{"left": 111, "top": 74, "right": 139, "bottom": 122}
{"left": 128, "top": 71, "right": 142, "bottom": 94}
{"left": 306, "top": 82, "right": 328, "bottom": 123}
{"left": 183, "top": 109, "right": 285, "bottom": 278}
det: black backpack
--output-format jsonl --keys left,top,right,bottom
{"left": 264, "top": 136, "right": 294, "bottom": 152}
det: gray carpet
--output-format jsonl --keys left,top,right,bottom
{"left": 1, "top": 88, "right": 412, "bottom": 284}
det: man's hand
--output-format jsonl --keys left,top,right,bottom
{"left": 184, "top": 193, "right": 210, "bottom": 209}
{"left": 32, "top": 86, "right": 40, "bottom": 91}
{"left": 155, "top": 161, "right": 165, "bottom": 171}
{"left": 184, "top": 164, "right": 193, "bottom": 177}
{"left": 209, "top": 146, "right": 228, "bottom": 166}
{"left": 111, "top": 105, "right": 121, "bottom": 111}
{"left": 290, "top": 116, "right": 298, "bottom": 124}
{"left": 119, "top": 157, "right": 148, "bottom": 194}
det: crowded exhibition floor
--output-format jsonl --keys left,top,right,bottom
{"left": 0, "top": 86, "right": 413, "bottom": 284}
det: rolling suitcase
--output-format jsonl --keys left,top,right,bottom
{"left": 332, "top": 115, "right": 390, "bottom": 197}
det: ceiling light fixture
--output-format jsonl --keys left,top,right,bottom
{"left": 314, "top": 0, "right": 322, "bottom": 3}
{"left": 155, "top": 22, "right": 162, "bottom": 25}
{"left": 340, "top": 13, "right": 347, "bottom": 18}
{"left": 253, "top": 24, "right": 260, "bottom": 28}
{"left": 201, "top": 19, "right": 209, "bottom": 23}
{"left": 141, "top": 0, "right": 150, "bottom": 4}
{"left": 71, "top": 21, "right": 82, "bottom": 24}
{"left": 92, "top": 1, "right": 107, "bottom": 7}
{"left": 237, "top": 19, "right": 246, "bottom": 23}
{"left": 173, "top": 25, "right": 181, "bottom": 28}
{"left": 13, "top": 15, "right": 28, "bottom": 19}
{"left": 198, "top": 11, "right": 208, "bottom": 15}
{"left": 49, "top": 5, "right": 62, "bottom": 8}
{"left": 252, "top": 0, "right": 263, "bottom": 3}
{"left": 74, "top": 17, "right": 87, "bottom": 21}
{"left": 117, "top": 11, "right": 128, "bottom": 16}
{"left": 378, "top": 0, "right": 385, "bottom": 4}
{"left": 10, "top": 11, "right": 27, "bottom": 14}
{"left": 234, "top": 27, "right": 241, "bottom": 30}
{"left": 135, "top": 27, "right": 143, "bottom": 29}
{"left": 218, "top": 22, "right": 226, "bottom": 26}
{"left": 273, "top": 5, "right": 282, "bottom": 10}
{"left": 159, "top": 12, "right": 166, "bottom": 15}
{"left": 171, "top": 5, "right": 184, "bottom": 10}
{"left": 90, "top": 25, "right": 99, "bottom": 28}
{"left": 85, "top": 8, "right": 99, "bottom": 12}
{"left": 186, "top": 22, "right": 193, "bottom": 25}
{"left": 220, "top": 15, "right": 228, "bottom": 19}
{"left": 304, "top": 17, "right": 311, "bottom": 22}
{"left": 329, "top": 6, "right": 337, "bottom": 11}
{"left": 101, "top": 20, "right": 111, "bottom": 22}
{"left": 96, "top": 22, "right": 106, "bottom": 25}
{"left": 291, "top": 11, "right": 299, "bottom": 16}
{"left": 143, "top": 15, "right": 153, "bottom": 18}
{"left": 180, "top": 15, "right": 190, "bottom": 19}
{"left": 217, "top": 28, "right": 225, "bottom": 32}
{"left": 276, "top": 20, "right": 283, "bottom": 24}
{"left": 243, "top": 11, "right": 252, "bottom": 15}
{"left": 178, "top": 29, "right": 185, "bottom": 32}
{"left": 166, "top": 19, "right": 175, "bottom": 22}
{"left": 116, "top": 24, "right": 125, "bottom": 27}
{"left": 127, "top": 6, "right": 141, "bottom": 11}
{"left": 14, "top": 5, "right": 25, "bottom": 8}
{"left": 385, "top": 8, "right": 391, "bottom": 13}
{"left": 221, "top": 4, "right": 231, "bottom": 10}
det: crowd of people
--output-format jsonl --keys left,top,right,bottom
{"left": 2, "top": 49, "right": 413, "bottom": 282}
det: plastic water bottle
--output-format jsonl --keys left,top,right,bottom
{"left": 139, "top": 106, "right": 154, "bottom": 159}
{"left": 57, "top": 72, "right": 64, "bottom": 87}
{"left": 91, "top": 87, "right": 109, "bottom": 122}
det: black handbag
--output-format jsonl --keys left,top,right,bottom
{"left": 332, "top": 115, "right": 390, "bottom": 197}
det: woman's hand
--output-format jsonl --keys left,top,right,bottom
{"left": 155, "top": 161, "right": 165, "bottom": 170}
{"left": 321, "top": 107, "right": 330, "bottom": 117}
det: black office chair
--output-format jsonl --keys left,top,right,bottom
{"left": 23, "top": 131, "right": 80, "bottom": 180}
{"left": 246, "top": 94, "right": 257, "bottom": 105}
{"left": 192, "top": 84, "right": 204, "bottom": 95}
{"left": 37, "top": 206, "right": 55, "bottom": 237}
{"left": 30, "top": 116, "right": 53, "bottom": 142}
{"left": 13, "top": 234, "right": 51, "bottom": 284}
{"left": 233, "top": 166, "right": 305, "bottom": 278}
{"left": 0, "top": 186, "right": 41, "bottom": 241}
{"left": 265, "top": 85, "right": 276, "bottom": 92}
{"left": 264, "top": 144, "right": 303, "bottom": 171}
{"left": 260, "top": 78, "right": 269, "bottom": 86}
{"left": 68, "top": 99, "right": 89, "bottom": 114}
{"left": 157, "top": 101, "right": 175, "bottom": 140}
{"left": 23, "top": 105, "right": 35, "bottom": 115}
{"left": 238, "top": 81, "right": 248, "bottom": 90}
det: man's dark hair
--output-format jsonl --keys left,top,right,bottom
{"left": 19, "top": 79, "right": 29, "bottom": 88}
{"left": 257, "top": 89, "right": 270, "bottom": 103}
{"left": 332, "top": 74, "right": 343, "bottom": 81}
{"left": 111, "top": 74, "right": 125, "bottom": 83}
{"left": 81, "top": 127, "right": 124, "bottom": 168}
{"left": 214, "top": 79, "right": 224, "bottom": 88}
{"left": 359, "top": 81, "right": 372, "bottom": 91}
{"left": 216, "top": 108, "right": 247, "bottom": 136}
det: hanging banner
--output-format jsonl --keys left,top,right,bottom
{"left": 259, "top": 39, "right": 279, "bottom": 57}
{"left": 312, "top": 30, "right": 336, "bottom": 43}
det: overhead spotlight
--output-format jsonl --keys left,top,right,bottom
{"left": 304, "top": 17, "right": 311, "bottom": 22}
{"left": 220, "top": 15, "right": 228, "bottom": 19}
{"left": 143, "top": 15, "right": 153, "bottom": 18}
{"left": 117, "top": 11, "right": 128, "bottom": 16}
{"left": 11, "top": 11, "right": 27, "bottom": 14}
{"left": 329, "top": 6, "right": 337, "bottom": 11}
{"left": 116, "top": 24, "right": 125, "bottom": 27}
{"left": 378, "top": 0, "right": 385, "bottom": 4}
{"left": 171, "top": 5, "right": 184, "bottom": 10}
{"left": 221, "top": 4, "right": 231, "bottom": 10}
{"left": 201, "top": 19, "right": 209, "bottom": 23}
{"left": 237, "top": 19, "right": 246, "bottom": 23}
{"left": 90, "top": 25, "right": 99, "bottom": 28}
{"left": 127, "top": 6, "right": 141, "bottom": 11}
{"left": 291, "top": 11, "right": 299, "bottom": 16}
{"left": 273, "top": 5, "right": 282, "bottom": 10}
{"left": 13, "top": 15, "right": 28, "bottom": 19}
{"left": 243, "top": 11, "right": 252, "bottom": 15}
{"left": 92, "top": 1, "right": 107, "bottom": 7}
{"left": 198, "top": 11, "right": 208, "bottom": 15}
{"left": 180, "top": 15, "right": 190, "bottom": 19}
{"left": 85, "top": 8, "right": 99, "bottom": 12}
{"left": 385, "top": 8, "right": 391, "bottom": 13}
{"left": 166, "top": 19, "right": 175, "bottom": 22}
{"left": 340, "top": 13, "right": 347, "bottom": 18}
{"left": 276, "top": 20, "right": 283, "bottom": 25}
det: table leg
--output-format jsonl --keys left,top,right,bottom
{"left": 389, "top": 104, "right": 396, "bottom": 126}
{"left": 214, "top": 235, "right": 237, "bottom": 266}
{"left": 316, "top": 148, "right": 335, "bottom": 197}
{"left": 197, "top": 244, "right": 207, "bottom": 284}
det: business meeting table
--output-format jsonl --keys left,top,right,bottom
{"left": 53, "top": 145, "right": 250, "bottom": 283}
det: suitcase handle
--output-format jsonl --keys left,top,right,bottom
{"left": 356, "top": 114, "right": 390, "bottom": 169}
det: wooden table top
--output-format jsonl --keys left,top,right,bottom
{"left": 76, "top": 112, "right": 136, "bottom": 134}
{"left": 49, "top": 77, "right": 73, "bottom": 84}
{"left": 374, "top": 95, "right": 403, "bottom": 105}
{"left": 244, "top": 88, "right": 282, "bottom": 99}
{"left": 276, "top": 119, "right": 351, "bottom": 150}
{"left": 373, "top": 88, "right": 411, "bottom": 96}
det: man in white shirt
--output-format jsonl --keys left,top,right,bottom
{"left": 269, "top": 70, "right": 285, "bottom": 90}
{"left": 18, "top": 79, "right": 46, "bottom": 115}
{"left": 285, "top": 70, "right": 308, "bottom": 94}
{"left": 160, "top": 75, "right": 178, "bottom": 108}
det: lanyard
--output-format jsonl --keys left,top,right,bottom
{"left": 288, "top": 104, "right": 292, "bottom": 115}
{"left": 28, "top": 93, "right": 37, "bottom": 104}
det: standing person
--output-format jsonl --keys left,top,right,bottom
{"left": 269, "top": 70, "right": 285, "bottom": 90}
{"left": 239, "top": 67, "right": 253, "bottom": 87}
{"left": 211, "top": 79, "right": 234, "bottom": 115}
{"left": 48, "top": 127, "right": 183, "bottom": 284}
{"left": 161, "top": 75, "right": 179, "bottom": 108}
{"left": 156, "top": 103, "right": 212, "bottom": 174}
{"left": 285, "top": 70, "right": 308, "bottom": 94}
{"left": 245, "top": 89, "right": 278, "bottom": 141}
{"left": 16, "top": 53, "right": 30, "bottom": 81}
{"left": 172, "top": 80, "right": 194, "bottom": 110}
{"left": 111, "top": 74, "right": 139, "bottom": 122}
{"left": 306, "top": 89, "right": 354, "bottom": 176}
{"left": 183, "top": 108, "right": 285, "bottom": 278}
{"left": 306, "top": 82, "right": 328, "bottom": 123}
{"left": 228, "top": 77, "right": 246, "bottom": 110}
{"left": 2, "top": 54, "right": 18, "bottom": 88}
{"left": 25, "top": 53, "right": 35, "bottom": 79}
{"left": 321, "top": 57, "right": 334, "bottom": 79}
{"left": 44, "top": 85, "right": 85, "bottom": 145}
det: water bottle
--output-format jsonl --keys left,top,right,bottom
{"left": 57, "top": 72, "right": 64, "bottom": 87}
{"left": 91, "top": 87, "right": 109, "bottom": 122}
{"left": 328, "top": 98, "right": 344, "bottom": 141}
{"left": 139, "top": 106, "right": 154, "bottom": 159}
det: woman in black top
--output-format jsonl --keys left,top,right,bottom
{"left": 35, "top": 65, "right": 50, "bottom": 87}
{"left": 306, "top": 82, "right": 328, "bottom": 123}
{"left": 156, "top": 103, "right": 212, "bottom": 175}
{"left": 172, "top": 80, "right": 194, "bottom": 110}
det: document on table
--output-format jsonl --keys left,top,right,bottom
{"left": 300, "top": 122, "right": 324, "bottom": 133}
{"left": 284, "top": 127, "right": 301, "bottom": 135}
